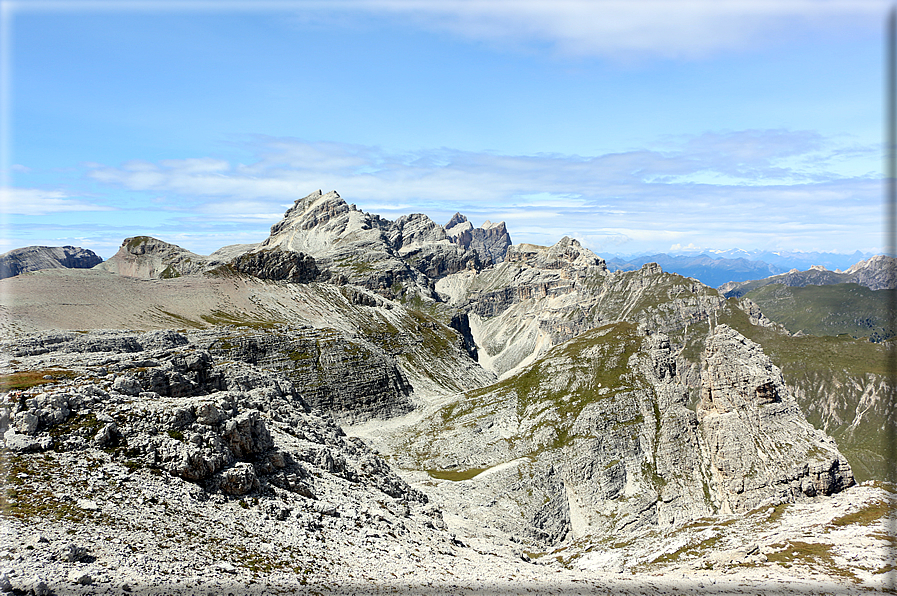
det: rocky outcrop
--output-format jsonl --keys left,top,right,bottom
{"left": 1, "top": 329, "right": 424, "bottom": 504}
{"left": 444, "top": 213, "right": 512, "bottom": 264}
{"left": 736, "top": 297, "right": 776, "bottom": 328}
{"left": 505, "top": 237, "right": 606, "bottom": 271}
{"left": 93, "top": 237, "right": 263, "bottom": 280}
{"left": 392, "top": 322, "right": 855, "bottom": 548}
{"left": 0, "top": 246, "right": 102, "bottom": 279}
{"left": 258, "top": 190, "right": 436, "bottom": 297}
{"left": 95, "top": 236, "right": 208, "bottom": 279}
{"left": 437, "top": 239, "right": 723, "bottom": 378}
{"left": 230, "top": 248, "right": 319, "bottom": 282}
{"left": 204, "top": 328, "right": 414, "bottom": 424}
{"left": 256, "top": 190, "right": 508, "bottom": 299}
{"left": 455, "top": 238, "right": 609, "bottom": 321}
{"left": 698, "top": 325, "right": 854, "bottom": 513}
{"left": 845, "top": 254, "right": 897, "bottom": 290}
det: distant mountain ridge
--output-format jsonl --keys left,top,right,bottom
{"left": 719, "top": 255, "right": 897, "bottom": 298}
{"left": 605, "top": 249, "right": 876, "bottom": 288}
{"left": 605, "top": 253, "right": 786, "bottom": 288}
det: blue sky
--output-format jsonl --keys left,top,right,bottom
{"left": 0, "top": 0, "right": 889, "bottom": 259}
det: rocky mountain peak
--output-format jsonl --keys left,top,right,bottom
{"left": 844, "top": 254, "right": 897, "bottom": 290}
{"left": 265, "top": 190, "right": 356, "bottom": 250}
{"left": 445, "top": 212, "right": 470, "bottom": 231}
{"left": 506, "top": 236, "right": 606, "bottom": 272}
{"left": 391, "top": 213, "right": 449, "bottom": 249}
{"left": 441, "top": 215, "right": 510, "bottom": 264}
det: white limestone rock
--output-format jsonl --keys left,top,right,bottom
{"left": 698, "top": 324, "right": 854, "bottom": 513}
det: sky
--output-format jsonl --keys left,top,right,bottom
{"left": 0, "top": 0, "right": 890, "bottom": 260}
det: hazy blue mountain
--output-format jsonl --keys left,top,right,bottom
{"left": 604, "top": 253, "right": 786, "bottom": 288}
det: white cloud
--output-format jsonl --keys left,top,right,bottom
{"left": 80, "top": 131, "right": 880, "bottom": 254}
{"left": 0, "top": 188, "right": 115, "bottom": 215}
{"left": 351, "top": 0, "right": 887, "bottom": 59}
{"left": 14, "top": 1, "right": 886, "bottom": 60}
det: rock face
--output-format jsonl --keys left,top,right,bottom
{"left": 204, "top": 328, "right": 414, "bottom": 424}
{"left": 391, "top": 323, "right": 854, "bottom": 547}
{"left": 444, "top": 213, "right": 512, "bottom": 264}
{"left": 436, "top": 238, "right": 722, "bottom": 378}
{"left": 256, "top": 190, "right": 510, "bottom": 298}
{"left": 0, "top": 246, "right": 102, "bottom": 279}
{"left": 229, "top": 248, "right": 319, "bottom": 282}
{"left": 844, "top": 254, "right": 897, "bottom": 290}
{"left": 698, "top": 325, "right": 854, "bottom": 513}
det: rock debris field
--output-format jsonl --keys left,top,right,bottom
{"left": 0, "top": 328, "right": 894, "bottom": 595}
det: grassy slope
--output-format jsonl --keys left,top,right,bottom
{"left": 745, "top": 283, "right": 894, "bottom": 341}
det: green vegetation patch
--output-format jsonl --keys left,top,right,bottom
{"left": 125, "top": 236, "right": 153, "bottom": 250}
{"left": 0, "top": 369, "right": 76, "bottom": 391}
{"left": 48, "top": 411, "right": 104, "bottom": 444}
{"left": 745, "top": 283, "right": 895, "bottom": 341}
{"left": 650, "top": 534, "right": 722, "bottom": 565}
{"left": 765, "top": 541, "right": 858, "bottom": 581}
{"left": 159, "top": 264, "right": 182, "bottom": 279}
{"left": 828, "top": 499, "right": 894, "bottom": 528}
{"left": 2, "top": 453, "right": 96, "bottom": 523}
{"left": 333, "top": 255, "right": 375, "bottom": 275}
{"left": 500, "top": 321, "right": 639, "bottom": 413}
{"left": 426, "top": 467, "right": 489, "bottom": 481}
{"left": 720, "top": 300, "right": 890, "bottom": 377}
{"left": 204, "top": 264, "right": 240, "bottom": 278}
{"left": 154, "top": 308, "right": 206, "bottom": 329}
{"left": 436, "top": 321, "right": 645, "bottom": 457}
{"left": 199, "top": 309, "right": 281, "bottom": 329}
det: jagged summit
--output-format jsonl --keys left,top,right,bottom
{"left": 445, "top": 212, "right": 470, "bottom": 232}
{"left": 254, "top": 189, "right": 513, "bottom": 298}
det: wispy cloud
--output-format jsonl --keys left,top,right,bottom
{"left": 347, "top": 0, "right": 887, "bottom": 59}
{"left": 12, "top": 0, "right": 887, "bottom": 60}
{"left": 77, "top": 131, "right": 880, "bottom": 254}
{"left": 0, "top": 188, "right": 116, "bottom": 215}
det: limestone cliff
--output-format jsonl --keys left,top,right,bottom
{"left": 444, "top": 212, "right": 511, "bottom": 264}
{"left": 229, "top": 248, "right": 319, "bottom": 282}
{"left": 698, "top": 325, "right": 854, "bottom": 513}
{"left": 437, "top": 241, "right": 721, "bottom": 378}
{"left": 385, "top": 323, "right": 854, "bottom": 547}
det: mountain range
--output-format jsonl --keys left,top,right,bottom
{"left": 0, "top": 189, "right": 893, "bottom": 594}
